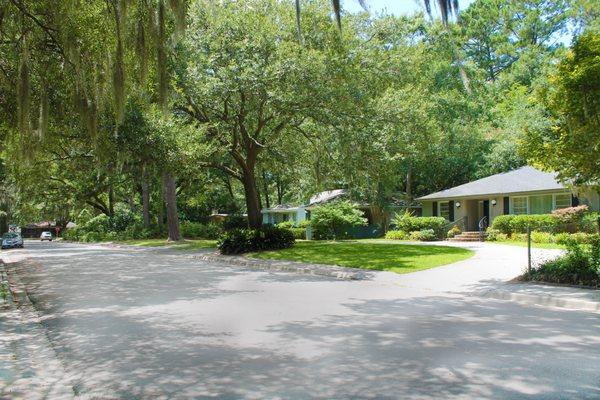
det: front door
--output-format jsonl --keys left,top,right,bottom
{"left": 483, "top": 200, "right": 490, "bottom": 228}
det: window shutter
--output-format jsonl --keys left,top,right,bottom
{"left": 448, "top": 201, "right": 454, "bottom": 221}
{"left": 503, "top": 197, "right": 510, "bottom": 214}
{"left": 432, "top": 202, "right": 438, "bottom": 217}
{"left": 572, "top": 195, "right": 579, "bottom": 207}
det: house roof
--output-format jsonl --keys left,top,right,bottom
{"left": 261, "top": 204, "right": 300, "bottom": 213}
{"left": 417, "top": 166, "right": 567, "bottom": 201}
{"left": 308, "top": 189, "right": 346, "bottom": 206}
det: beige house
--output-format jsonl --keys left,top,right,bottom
{"left": 417, "top": 166, "right": 600, "bottom": 231}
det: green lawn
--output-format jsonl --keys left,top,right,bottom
{"left": 489, "top": 241, "right": 565, "bottom": 250}
{"left": 250, "top": 241, "right": 474, "bottom": 274}
{"left": 117, "top": 238, "right": 217, "bottom": 250}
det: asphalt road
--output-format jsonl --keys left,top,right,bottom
{"left": 2, "top": 241, "right": 599, "bottom": 399}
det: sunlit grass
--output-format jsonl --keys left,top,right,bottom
{"left": 488, "top": 241, "right": 565, "bottom": 250}
{"left": 250, "top": 241, "right": 474, "bottom": 274}
{"left": 117, "top": 238, "right": 217, "bottom": 250}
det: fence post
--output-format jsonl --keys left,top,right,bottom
{"left": 527, "top": 225, "right": 532, "bottom": 274}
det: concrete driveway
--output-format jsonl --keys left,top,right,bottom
{"left": 1, "top": 241, "right": 599, "bottom": 399}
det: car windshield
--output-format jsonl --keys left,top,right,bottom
{"left": 3, "top": 233, "right": 18, "bottom": 239}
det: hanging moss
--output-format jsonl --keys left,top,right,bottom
{"left": 157, "top": 0, "right": 168, "bottom": 111}
{"left": 113, "top": 3, "right": 125, "bottom": 124}
{"left": 17, "top": 41, "right": 30, "bottom": 135}
{"left": 136, "top": 17, "right": 148, "bottom": 85}
{"left": 168, "top": 0, "right": 186, "bottom": 35}
{"left": 38, "top": 89, "right": 49, "bottom": 138}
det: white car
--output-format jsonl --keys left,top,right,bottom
{"left": 40, "top": 231, "right": 53, "bottom": 241}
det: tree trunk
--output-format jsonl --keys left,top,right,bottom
{"left": 108, "top": 186, "right": 115, "bottom": 217}
{"left": 406, "top": 165, "right": 412, "bottom": 200}
{"left": 261, "top": 170, "right": 270, "bottom": 209}
{"left": 242, "top": 168, "right": 262, "bottom": 229}
{"left": 141, "top": 169, "right": 151, "bottom": 228}
{"left": 162, "top": 172, "right": 181, "bottom": 241}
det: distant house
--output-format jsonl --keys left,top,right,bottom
{"left": 261, "top": 189, "right": 344, "bottom": 225}
{"left": 417, "top": 166, "right": 600, "bottom": 231}
{"left": 261, "top": 189, "right": 420, "bottom": 227}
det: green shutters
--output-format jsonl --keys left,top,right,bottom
{"left": 432, "top": 201, "right": 438, "bottom": 217}
{"left": 448, "top": 201, "right": 454, "bottom": 221}
{"left": 503, "top": 197, "right": 509, "bottom": 214}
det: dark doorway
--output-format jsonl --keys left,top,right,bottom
{"left": 483, "top": 200, "right": 490, "bottom": 227}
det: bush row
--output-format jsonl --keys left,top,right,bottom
{"left": 391, "top": 214, "right": 447, "bottom": 238}
{"left": 218, "top": 226, "right": 295, "bottom": 254}
{"left": 491, "top": 210, "right": 600, "bottom": 235}
{"left": 486, "top": 228, "right": 598, "bottom": 245}
{"left": 520, "top": 238, "right": 600, "bottom": 287}
{"left": 384, "top": 228, "right": 438, "bottom": 242}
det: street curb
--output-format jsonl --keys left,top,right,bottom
{"left": 192, "top": 253, "right": 372, "bottom": 281}
{"left": 0, "top": 258, "right": 77, "bottom": 399}
{"left": 478, "top": 288, "right": 600, "bottom": 312}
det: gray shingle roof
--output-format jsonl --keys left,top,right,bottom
{"left": 417, "top": 166, "right": 567, "bottom": 200}
{"left": 308, "top": 189, "right": 346, "bottom": 205}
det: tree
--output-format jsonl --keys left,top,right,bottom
{"left": 522, "top": 32, "right": 600, "bottom": 188}
{"left": 310, "top": 201, "right": 367, "bottom": 240}
{"left": 175, "top": 0, "right": 344, "bottom": 228}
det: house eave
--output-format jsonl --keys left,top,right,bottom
{"left": 418, "top": 188, "right": 572, "bottom": 202}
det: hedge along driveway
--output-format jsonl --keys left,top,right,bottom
{"left": 250, "top": 241, "right": 474, "bottom": 274}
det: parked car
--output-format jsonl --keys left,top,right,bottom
{"left": 40, "top": 231, "right": 53, "bottom": 241}
{"left": 2, "top": 232, "right": 24, "bottom": 249}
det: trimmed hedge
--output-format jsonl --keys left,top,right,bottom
{"left": 491, "top": 214, "right": 558, "bottom": 235}
{"left": 218, "top": 226, "right": 295, "bottom": 255}
{"left": 392, "top": 215, "right": 446, "bottom": 238}
{"left": 409, "top": 229, "right": 437, "bottom": 242}
{"left": 384, "top": 230, "right": 408, "bottom": 240}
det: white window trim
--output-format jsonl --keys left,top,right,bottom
{"left": 510, "top": 196, "right": 529, "bottom": 215}
{"left": 510, "top": 193, "right": 572, "bottom": 215}
{"left": 553, "top": 193, "right": 571, "bottom": 210}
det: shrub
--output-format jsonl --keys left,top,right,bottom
{"left": 490, "top": 215, "right": 514, "bottom": 235}
{"left": 447, "top": 225, "right": 461, "bottom": 239}
{"left": 580, "top": 212, "right": 600, "bottom": 233}
{"left": 409, "top": 229, "right": 437, "bottom": 242}
{"left": 222, "top": 215, "right": 248, "bottom": 231}
{"left": 510, "top": 214, "right": 557, "bottom": 234}
{"left": 522, "top": 238, "right": 600, "bottom": 287}
{"left": 289, "top": 227, "right": 306, "bottom": 240}
{"left": 568, "top": 232, "right": 598, "bottom": 245}
{"left": 486, "top": 228, "right": 503, "bottom": 241}
{"left": 218, "top": 226, "right": 295, "bottom": 255}
{"left": 180, "top": 221, "right": 223, "bottom": 239}
{"left": 310, "top": 201, "right": 367, "bottom": 240}
{"left": 530, "top": 231, "right": 554, "bottom": 244}
{"left": 551, "top": 205, "right": 588, "bottom": 224}
{"left": 297, "top": 220, "right": 311, "bottom": 229}
{"left": 384, "top": 230, "right": 408, "bottom": 240}
{"left": 84, "top": 214, "right": 111, "bottom": 234}
{"left": 392, "top": 215, "right": 446, "bottom": 238}
{"left": 276, "top": 221, "right": 296, "bottom": 229}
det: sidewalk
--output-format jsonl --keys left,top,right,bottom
{"left": 478, "top": 281, "right": 600, "bottom": 312}
{"left": 0, "top": 261, "right": 74, "bottom": 400}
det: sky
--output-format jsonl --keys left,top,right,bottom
{"left": 343, "top": 0, "right": 573, "bottom": 45}
{"left": 343, "top": 0, "right": 476, "bottom": 17}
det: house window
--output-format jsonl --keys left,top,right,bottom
{"left": 530, "top": 195, "right": 553, "bottom": 214}
{"left": 511, "top": 197, "right": 528, "bottom": 215}
{"left": 554, "top": 193, "right": 571, "bottom": 210}
{"left": 439, "top": 202, "right": 450, "bottom": 220}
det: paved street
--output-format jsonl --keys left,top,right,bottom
{"left": 1, "top": 241, "right": 599, "bottom": 399}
